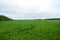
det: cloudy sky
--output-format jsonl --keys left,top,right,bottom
{"left": 0, "top": 0, "right": 60, "bottom": 19}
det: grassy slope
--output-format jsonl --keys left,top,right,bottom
{"left": 0, "top": 20, "right": 60, "bottom": 40}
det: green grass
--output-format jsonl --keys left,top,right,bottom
{"left": 0, "top": 20, "right": 60, "bottom": 40}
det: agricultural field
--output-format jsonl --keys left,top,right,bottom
{"left": 0, "top": 20, "right": 60, "bottom": 40}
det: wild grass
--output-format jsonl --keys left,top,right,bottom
{"left": 0, "top": 20, "right": 60, "bottom": 40}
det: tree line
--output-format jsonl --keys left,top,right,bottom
{"left": 0, "top": 15, "right": 13, "bottom": 21}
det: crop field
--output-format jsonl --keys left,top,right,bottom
{"left": 0, "top": 20, "right": 60, "bottom": 40}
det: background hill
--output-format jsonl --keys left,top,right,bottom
{"left": 44, "top": 18, "right": 60, "bottom": 20}
{"left": 0, "top": 15, "right": 13, "bottom": 21}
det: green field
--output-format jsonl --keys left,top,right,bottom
{"left": 0, "top": 20, "right": 60, "bottom": 40}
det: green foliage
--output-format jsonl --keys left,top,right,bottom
{"left": 0, "top": 20, "right": 60, "bottom": 40}
{"left": 0, "top": 15, "right": 13, "bottom": 21}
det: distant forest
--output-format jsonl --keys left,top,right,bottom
{"left": 0, "top": 15, "right": 13, "bottom": 21}
{"left": 44, "top": 18, "right": 60, "bottom": 20}
{"left": 36, "top": 18, "right": 60, "bottom": 20}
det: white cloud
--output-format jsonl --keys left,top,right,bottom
{"left": 0, "top": 0, "right": 60, "bottom": 19}
{"left": 0, "top": 0, "right": 54, "bottom": 12}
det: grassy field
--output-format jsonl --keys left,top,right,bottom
{"left": 0, "top": 20, "right": 60, "bottom": 40}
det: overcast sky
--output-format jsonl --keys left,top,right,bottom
{"left": 0, "top": 0, "right": 60, "bottom": 19}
